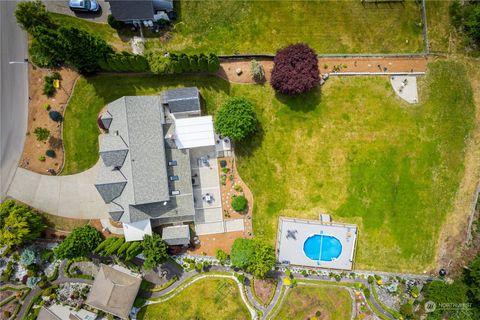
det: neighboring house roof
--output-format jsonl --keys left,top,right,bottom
{"left": 162, "top": 224, "right": 190, "bottom": 245}
{"left": 173, "top": 116, "right": 215, "bottom": 149}
{"left": 86, "top": 264, "right": 142, "bottom": 320}
{"left": 123, "top": 219, "right": 152, "bottom": 242}
{"left": 107, "top": 0, "right": 155, "bottom": 21}
{"left": 38, "top": 308, "right": 60, "bottom": 320}
{"left": 163, "top": 87, "right": 201, "bottom": 114}
{"left": 153, "top": 0, "right": 173, "bottom": 11}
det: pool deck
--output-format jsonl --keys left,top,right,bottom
{"left": 276, "top": 217, "right": 358, "bottom": 270}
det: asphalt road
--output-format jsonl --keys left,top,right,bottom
{"left": 0, "top": 0, "right": 28, "bottom": 201}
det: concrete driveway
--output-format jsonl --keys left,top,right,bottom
{"left": 0, "top": 1, "right": 29, "bottom": 200}
{"left": 44, "top": 0, "right": 110, "bottom": 23}
{"left": 7, "top": 160, "right": 108, "bottom": 219}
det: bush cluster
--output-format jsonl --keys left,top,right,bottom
{"left": 49, "top": 110, "right": 62, "bottom": 122}
{"left": 54, "top": 225, "right": 103, "bottom": 260}
{"left": 270, "top": 43, "right": 319, "bottom": 95}
{"left": 231, "top": 195, "right": 247, "bottom": 212}
{"left": 45, "top": 149, "right": 56, "bottom": 158}
{"left": 42, "top": 72, "right": 61, "bottom": 97}
{"left": 251, "top": 59, "right": 265, "bottom": 82}
{"left": 230, "top": 238, "right": 275, "bottom": 278}
{"left": 99, "top": 52, "right": 149, "bottom": 72}
{"left": 450, "top": 1, "right": 480, "bottom": 47}
{"left": 214, "top": 97, "right": 257, "bottom": 141}
{"left": 147, "top": 52, "right": 220, "bottom": 74}
{"left": 33, "top": 127, "right": 50, "bottom": 142}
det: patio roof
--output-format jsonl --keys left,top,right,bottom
{"left": 173, "top": 116, "right": 215, "bottom": 149}
{"left": 123, "top": 219, "right": 152, "bottom": 242}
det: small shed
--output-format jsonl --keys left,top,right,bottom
{"left": 162, "top": 225, "right": 190, "bottom": 246}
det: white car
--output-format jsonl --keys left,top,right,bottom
{"left": 68, "top": 0, "right": 100, "bottom": 12}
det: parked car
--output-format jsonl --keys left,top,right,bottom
{"left": 68, "top": 0, "right": 100, "bottom": 12}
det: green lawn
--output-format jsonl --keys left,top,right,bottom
{"left": 40, "top": 211, "right": 89, "bottom": 232}
{"left": 62, "top": 61, "right": 475, "bottom": 272}
{"left": 137, "top": 278, "right": 250, "bottom": 319}
{"left": 274, "top": 285, "right": 352, "bottom": 320}
{"left": 148, "top": 0, "right": 423, "bottom": 54}
{"left": 50, "top": 13, "right": 130, "bottom": 52}
{"left": 425, "top": 0, "right": 453, "bottom": 53}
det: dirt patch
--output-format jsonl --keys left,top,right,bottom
{"left": 436, "top": 57, "right": 480, "bottom": 276}
{"left": 253, "top": 278, "right": 276, "bottom": 305}
{"left": 217, "top": 57, "right": 427, "bottom": 84}
{"left": 19, "top": 65, "right": 79, "bottom": 175}
{"left": 0, "top": 300, "right": 18, "bottom": 320}
{"left": 188, "top": 231, "right": 244, "bottom": 256}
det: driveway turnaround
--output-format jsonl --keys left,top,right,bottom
{"left": 7, "top": 161, "right": 108, "bottom": 219}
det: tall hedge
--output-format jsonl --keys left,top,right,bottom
{"left": 99, "top": 52, "right": 149, "bottom": 72}
{"left": 147, "top": 52, "right": 220, "bottom": 74}
{"left": 270, "top": 43, "right": 319, "bottom": 95}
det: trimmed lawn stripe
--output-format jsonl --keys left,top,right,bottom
{"left": 137, "top": 278, "right": 250, "bottom": 319}
{"left": 274, "top": 285, "right": 352, "bottom": 320}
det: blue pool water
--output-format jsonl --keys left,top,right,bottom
{"left": 303, "top": 234, "right": 342, "bottom": 261}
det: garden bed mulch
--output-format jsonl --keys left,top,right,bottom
{"left": 253, "top": 278, "right": 276, "bottom": 306}
{"left": 217, "top": 57, "right": 427, "bottom": 84}
{"left": 19, "top": 65, "right": 79, "bottom": 175}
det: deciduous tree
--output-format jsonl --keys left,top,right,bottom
{"left": 214, "top": 97, "right": 257, "bottom": 141}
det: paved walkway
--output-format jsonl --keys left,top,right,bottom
{"left": 6, "top": 160, "right": 108, "bottom": 219}
{"left": 16, "top": 260, "right": 94, "bottom": 319}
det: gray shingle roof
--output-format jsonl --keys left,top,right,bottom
{"left": 95, "top": 94, "right": 196, "bottom": 225}
{"left": 162, "top": 225, "right": 190, "bottom": 246}
{"left": 164, "top": 87, "right": 201, "bottom": 113}
{"left": 100, "top": 111, "right": 113, "bottom": 129}
{"left": 107, "top": 0, "right": 154, "bottom": 21}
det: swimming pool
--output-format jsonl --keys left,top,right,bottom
{"left": 303, "top": 234, "right": 342, "bottom": 261}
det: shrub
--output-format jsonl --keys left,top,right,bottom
{"left": 207, "top": 53, "right": 220, "bottom": 72}
{"left": 99, "top": 52, "right": 149, "bottom": 72}
{"left": 42, "top": 103, "right": 50, "bottom": 111}
{"left": 400, "top": 303, "right": 413, "bottom": 318}
{"left": 15, "top": 0, "right": 55, "bottom": 32}
{"left": 33, "top": 127, "right": 50, "bottom": 141}
{"left": 214, "top": 97, "right": 257, "bottom": 141}
{"left": 236, "top": 273, "right": 246, "bottom": 284}
{"left": 411, "top": 285, "right": 419, "bottom": 298}
{"left": 43, "top": 80, "right": 55, "bottom": 97}
{"left": 38, "top": 155, "right": 46, "bottom": 162}
{"left": 20, "top": 249, "right": 37, "bottom": 266}
{"left": 368, "top": 275, "right": 374, "bottom": 284}
{"left": 45, "top": 149, "right": 56, "bottom": 158}
{"left": 232, "top": 195, "right": 247, "bottom": 212}
{"left": 230, "top": 238, "right": 275, "bottom": 278}
{"left": 107, "top": 14, "right": 124, "bottom": 29}
{"left": 49, "top": 111, "right": 62, "bottom": 122}
{"left": 198, "top": 54, "right": 208, "bottom": 71}
{"left": 270, "top": 43, "right": 319, "bottom": 95}
{"left": 54, "top": 225, "right": 103, "bottom": 260}
{"left": 251, "top": 59, "right": 265, "bottom": 82}
{"left": 142, "top": 234, "right": 169, "bottom": 270}
{"left": 363, "top": 287, "right": 371, "bottom": 299}
{"left": 216, "top": 249, "right": 229, "bottom": 264}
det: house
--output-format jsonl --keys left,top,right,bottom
{"left": 95, "top": 87, "right": 217, "bottom": 242}
{"left": 37, "top": 304, "right": 97, "bottom": 320}
{"left": 107, "top": 0, "right": 174, "bottom": 24}
{"left": 85, "top": 264, "right": 142, "bottom": 320}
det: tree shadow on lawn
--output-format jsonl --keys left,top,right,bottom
{"left": 85, "top": 73, "right": 232, "bottom": 106}
{"left": 274, "top": 86, "right": 321, "bottom": 113}
{"left": 234, "top": 121, "right": 265, "bottom": 158}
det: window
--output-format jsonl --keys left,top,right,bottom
{"left": 169, "top": 175, "right": 179, "bottom": 181}
{"left": 171, "top": 190, "right": 180, "bottom": 195}
{"left": 168, "top": 160, "right": 177, "bottom": 166}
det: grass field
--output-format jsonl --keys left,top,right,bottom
{"left": 149, "top": 0, "right": 423, "bottom": 54}
{"left": 51, "top": 1, "right": 424, "bottom": 54}
{"left": 425, "top": 0, "right": 453, "bottom": 53}
{"left": 50, "top": 13, "right": 130, "bottom": 52}
{"left": 62, "top": 61, "right": 475, "bottom": 272}
{"left": 274, "top": 285, "right": 352, "bottom": 319}
{"left": 137, "top": 278, "right": 250, "bottom": 319}
{"left": 40, "top": 211, "right": 89, "bottom": 231}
